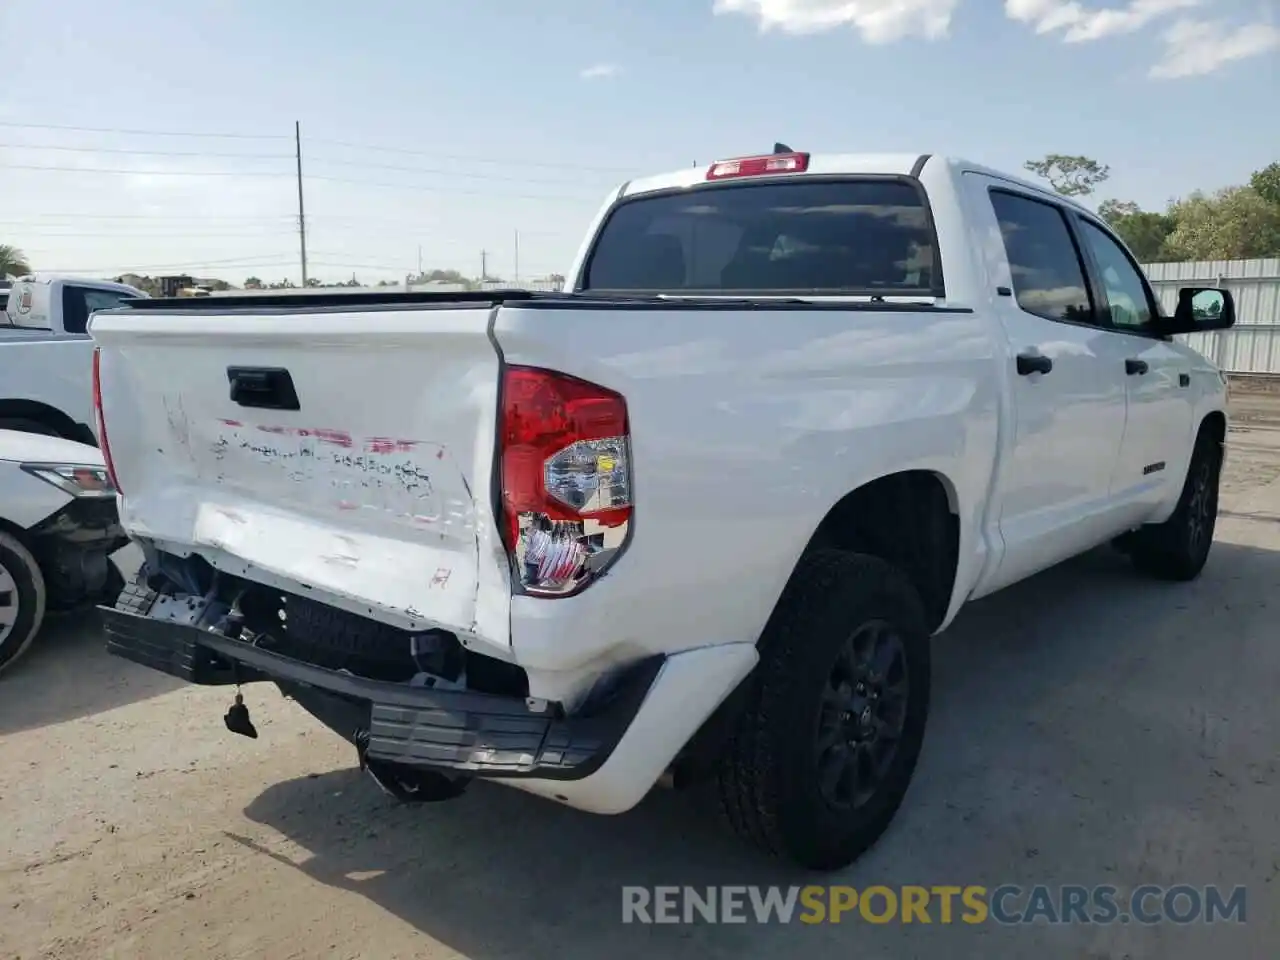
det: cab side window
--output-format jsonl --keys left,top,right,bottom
{"left": 988, "top": 190, "right": 1095, "bottom": 326}
{"left": 61, "top": 286, "right": 90, "bottom": 334}
{"left": 1077, "top": 219, "right": 1156, "bottom": 331}
{"left": 61, "top": 286, "right": 130, "bottom": 334}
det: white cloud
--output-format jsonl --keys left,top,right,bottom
{"left": 1004, "top": 0, "right": 1200, "bottom": 43}
{"left": 712, "top": 0, "right": 959, "bottom": 43}
{"left": 1150, "top": 17, "right": 1280, "bottom": 77}
{"left": 580, "top": 63, "right": 621, "bottom": 80}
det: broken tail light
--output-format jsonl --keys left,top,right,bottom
{"left": 499, "top": 366, "right": 632, "bottom": 597}
{"left": 91, "top": 347, "right": 122, "bottom": 493}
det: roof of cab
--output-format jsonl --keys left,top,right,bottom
{"left": 621, "top": 152, "right": 926, "bottom": 198}
{"left": 617, "top": 152, "right": 1095, "bottom": 216}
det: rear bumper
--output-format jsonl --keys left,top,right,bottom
{"left": 102, "top": 587, "right": 759, "bottom": 814}
{"left": 101, "top": 598, "right": 661, "bottom": 783}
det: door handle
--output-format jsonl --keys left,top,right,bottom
{"left": 1125, "top": 358, "right": 1149, "bottom": 376}
{"left": 1179, "top": 372, "right": 1191, "bottom": 388}
{"left": 227, "top": 366, "right": 301, "bottom": 410}
{"left": 1016, "top": 353, "right": 1053, "bottom": 376}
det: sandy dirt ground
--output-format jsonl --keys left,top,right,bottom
{"left": 3, "top": 392, "right": 1279, "bottom": 960}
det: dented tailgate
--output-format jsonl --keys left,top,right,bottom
{"left": 89, "top": 302, "right": 511, "bottom": 651}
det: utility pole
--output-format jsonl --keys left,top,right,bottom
{"left": 417, "top": 245, "right": 422, "bottom": 276}
{"left": 294, "top": 121, "right": 309, "bottom": 287}
{"left": 514, "top": 229, "right": 520, "bottom": 284}
{"left": 480, "top": 249, "right": 488, "bottom": 281}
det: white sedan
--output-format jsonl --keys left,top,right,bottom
{"left": 0, "top": 430, "right": 128, "bottom": 674}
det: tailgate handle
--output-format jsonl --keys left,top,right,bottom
{"left": 227, "top": 366, "right": 300, "bottom": 410}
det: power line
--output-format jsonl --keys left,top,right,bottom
{"left": 0, "top": 120, "right": 289, "bottom": 139}
{"left": 0, "top": 141, "right": 293, "bottom": 159}
{"left": 0, "top": 162, "right": 291, "bottom": 178}
{"left": 0, "top": 214, "right": 297, "bottom": 223}
{"left": 305, "top": 156, "right": 617, "bottom": 186}
{"left": 32, "top": 254, "right": 297, "bottom": 272}
{"left": 307, "top": 136, "right": 638, "bottom": 173}
{"left": 20, "top": 230, "right": 298, "bottom": 239}
{"left": 0, "top": 162, "right": 606, "bottom": 202}
{"left": 0, "top": 215, "right": 586, "bottom": 239}
{"left": 305, "top": 173, "right": 601, "bottom": 203}
{"left": 0, "top": 123, "right": 644, "bottom": 175}
{"left": 2, "top": 213, "right": 585, "bottom": 235}
{"left": 0, "top": 141, "right": 619, "bottom": 186}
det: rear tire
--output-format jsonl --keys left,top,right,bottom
{"left": 0, "top": 531, "right": 48, "bottom": 676}
{"left": 1126, "top": 430, "right": 1222, "bottom": 581}
{"left": 717, "top": 550, "right": 931, "bottom": 871}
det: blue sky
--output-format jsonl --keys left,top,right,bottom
{"left": 1, "top": 0, "right": 1277, "bottom": 284}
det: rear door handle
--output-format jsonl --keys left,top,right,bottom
{"left": 1016, "top": 353, "right": 1053, "bottom": 376}
{"left": 1125, "top": 358, "right": 1149, "bottom": 376}
{"left": 1179, "top": 372, "right": 1191, "bottom": 387}
{"left": 227, "top": 366, "right": 301, "bottom": 410}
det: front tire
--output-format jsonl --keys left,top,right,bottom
{"left": 717, "top": 550, "right": 931, "bottom": 871}
{"left": 0, "top": 531, "right": 48, "bottom": 676}
{"left": 1126, "top": 430, "right": 1222, "bottom": 581}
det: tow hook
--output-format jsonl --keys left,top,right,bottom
{"left": 223, "top": 689, "right": 259, "bottom": 739}
{"left": 354, "top": 727, "right": 371, "bottom": 770}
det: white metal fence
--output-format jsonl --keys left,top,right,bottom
{"left": 1142, "top": 258, "right": 1280, "bottom": 375}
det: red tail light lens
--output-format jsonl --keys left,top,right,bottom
{"left": 500, "top": 366, "right": 632, "bottom": 597}
{"left": 91, "top": 347, "right": 122, "bottom": 493}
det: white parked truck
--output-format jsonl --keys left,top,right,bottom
{"left": 1, "top": 276, "right": 147, "bottom": 441}
{"left": 90, "top": 150, "right": 1235, "bottom": 870}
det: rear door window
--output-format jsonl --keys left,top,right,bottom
{"left": 987, "top": 190, "right": 1096, "bottom": 326}
{"left": 582, "top": 179, "right": 940, "bottom": 296}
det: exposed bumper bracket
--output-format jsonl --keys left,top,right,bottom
{"left": 100, "top": 602, "right": 663, "bottom": 782}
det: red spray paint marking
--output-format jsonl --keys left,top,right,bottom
{"left": 430, "top": 567, "right": 452, "bottom": 589}
{"left": 366, "top": 437, "right": 418, "bottom": 454}
{"left": 218, "top": 422, "right": 424, "bottom": 454}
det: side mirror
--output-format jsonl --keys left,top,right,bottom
{"left": 1160, "top": 286, "right": 1235, "bottom": 336}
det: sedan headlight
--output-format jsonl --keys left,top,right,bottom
{"left": 20, "top": 463, "right": 116, "bottom": 498}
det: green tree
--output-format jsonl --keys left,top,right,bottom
{"left": 1249, "top": 161, "right": 1280, "bottom": 207}
{"left": 0, "top": 244, "right": 31, "bottom": 277}
{"left": 1162, "top": 186, "right": 1280, "bottom": 260}
{"left": 1024, "top": 154, "right": 1111, "bottom": 197}
{"left": 244, "top": 276, "right": 263, "bottom": 289}
{"left": 1098, "top": 199, "right": 1177, "bottom": 262}
{"left": 413, "top": 268, "right": 471, "bottom": 285}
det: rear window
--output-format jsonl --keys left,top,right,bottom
{"left": 581, "top": 178, "right": 940, "bottom": 296}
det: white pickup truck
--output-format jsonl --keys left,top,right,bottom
{"left": 1, "top": 276, "right": 147, "bottom": 441}
{"left": 91, "top": 150, "right": 1235, "bottom": 870}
